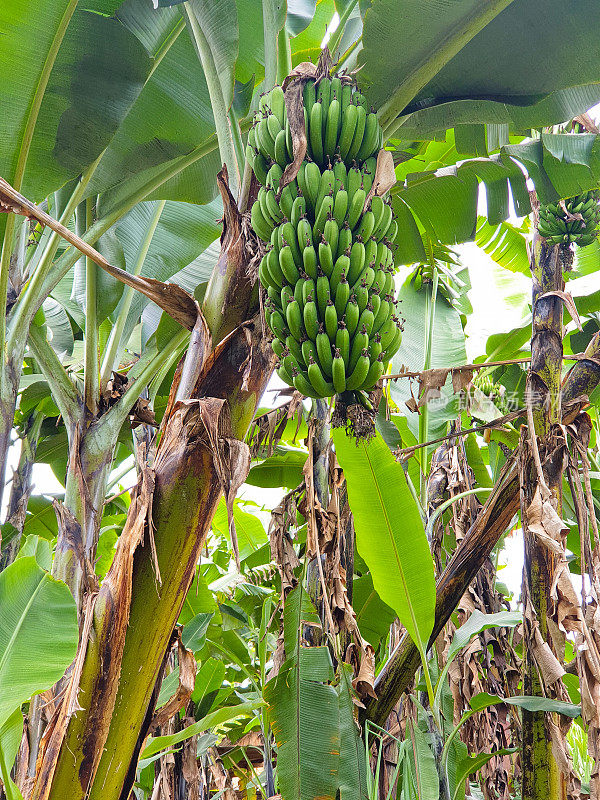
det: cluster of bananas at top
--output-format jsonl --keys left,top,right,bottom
{"left": 538, "top": 190, "right": 600, "bottom": 246}
{"left": 473, "top": 373, "right": 509, "bottom": 415}
{"left": 247, "top": 75, "right": 402, "bottom": 404}
{"left": 247, "top": 79, "right": 383, "bottom": 181}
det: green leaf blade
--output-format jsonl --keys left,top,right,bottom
{"left": 333, "top": 430, "right": 435, "bottom": 649}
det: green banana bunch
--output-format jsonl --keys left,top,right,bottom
{"left": 537, "top": 190, "right": 600, "bottom": 247}
{"left": 259, "top": 197, "right": 402, "bottom": 401}
{"left": 248, "top": 77, "right": 383, "bottom": 179}
{"left": 250, "top": 68, "right": 401, "bottom": 405}
{"left": 473, "top": 374, "right": 509, "bottom": 415}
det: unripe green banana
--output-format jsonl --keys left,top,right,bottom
{"left": 303, "top": 246, "right": 318, "bottom": 279}
{"left": 333, "top": 189, "right": 349, "bottom": 226}
{"left": 349, "top": 326, "right": 369, "bottom": 372}
{"left": 345, "top": 297, "right": 360, "bottom": 337}
{"left": 281, "top": 221, "right": 303, "bottom": 266}
{"left": 251, "top": 199, "right": 272, "bottom": 242}
{"left": 357, "top": 210, "right": 376, "bottom": 241}
{"left": 269, "top": 309, "right": 288, "bottom": 340}
{"left": 286, "top": 299, "right": 304, "bottom": 341}
{"left": 274, "top": 129, "right": 288, "bottom": 168}
{"left": 266, "top": 163, "right": 284, "bottom": 191}
{"left": 269, "top": 86, "right": 286, "bottom": 127}
{"left": 337, "top": 224, "right": 352, "bottom": 259}
{"left": 325, "top": 301, "right": 338, "bottom": 340}
{"left": 348, "top": 188, "right": 367, "bottom": 230}
{"left": 310, "top": 101, "right": 324, "bottom": 166}
{"left": 293, "top": 368, "right": 320, "bottom": 398}
{"left": 333, "top": 158, "right": 347, "bottom": 191}
{"left": 332, "top": 350, "right": 346, "bottom": 393}
{"left": 323, "top": 217, "right": 340, "bottom": 257}
{"left": 347, "top": 165, "right": 363, "bottom": 199}
{"left": 324, "top": 98, "right": 341, "bottom": 159}
{"left": 356, "top": 113, "right": 379, "bottom": 162}
{"left": 308, "top": 357, "right": 334, "bottom": 396}
{"left": 336, "top": 324, "right": 350, "bottom": 366}
{"left": 314, "top": 194, "right": 334, "bottom": 240}
{"left": 334, "top": 276, "right": 350, "bottom": 317}
{"left": 290, "top": 195, "right": 307, "bottom": 227}
{"left": 303, "top": 298, "right": 319, "bottom": 340}
{"left": 316, "top": 327, "right": 334, "bottom": 377}
{"left": 347, "top": 241, "right": 366, "bottom": 285}
{"left": 316, "top": 274, "right": 330, "bottom": 319}
{"left": 296, "top": 217, "right": 314, "bottom": 251}
{"left": 316, "top": 167, "right": 336, "bottom": 214}
{"left": 346, "top": 104, "right": 367, "bottom": 163}
{"left": 319, "top": 239, "right": 335, "bottom": 277}
{"left": 363, "top": 355, "right": 385, "bottom": 389}
{"left": 302, "top": 277, "right": 316, "bottom": 305}
{"left": 304, "top": 161, "right": 321, "bottom": 212}
{"left": 337, "top": 103, "right": 358, "bottom": 161}
{"left": 345, "top": 351, "right": 370, "bottom": 391}
{"left": 279, "top": 245, "right": 300, "bottom": 285}
{"left": 317, "top": 78, "right": 331, "bottom": 134}
{"left": 267, "top": 247, "right": 285, "bottom": 288}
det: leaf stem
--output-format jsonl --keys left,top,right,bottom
{"left": 84, "top": 197, "right": 99, "bottom": 414}
{"left": 276, "top": 28, "right": 292, "bottom": 85}
{"left": 7, "top": 152, "right": 103, "bottom": 360}
{"left": 100, "top": 199, "right": 166, "bottom": 390}
{"left": 262, "top": 0, "right": 280, "bottom": 92}
{"left": 377, "top": 0, "right": 516, "bottom": 133}
{"left": 419, "top": 266, "right": 438, "bottom": 505}
{"left": 326, "top": 0, "right": 359, "bottom": 60}
{"left": 27, "top": 323, "right": 80, "bottom": 429}
{"left": 184, "top": 4, "right": 239, "bottom": 196}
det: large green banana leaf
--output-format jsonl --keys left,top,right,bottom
{"left": 0, "top": 0, "right": 150, "bottom": 201}
{"left": 0, "top": 558, "right": 78, "bottom": 730}
{"left": 360, "top": 0, "right": 600, "bottom": 134}
{"left": 333, "top": 429, "right": 436, "bottom": 650}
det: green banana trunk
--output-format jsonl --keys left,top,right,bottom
{"left": 521, "top": 235, "right": 567, "bottom": 800}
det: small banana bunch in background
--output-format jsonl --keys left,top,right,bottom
{"left": 247, "top": 73, "right": 402, "bottom": 408}
{"left": 537, "top": 190, "right": 600, "bottom": 246}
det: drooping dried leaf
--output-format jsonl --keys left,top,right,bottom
{"left": 150, "top": 635, "right": 197, "bottom": 732}
{"left": 280, "top": 79, "right": 307, "bottom": 192}
{"left": 0, "top": 176, "right": 199, "bottom": 330}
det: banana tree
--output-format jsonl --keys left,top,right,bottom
{"left": 2, "top": 2, "right": 600, "bottom": 800}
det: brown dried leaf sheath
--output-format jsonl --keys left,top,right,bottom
{"left": 0, "top": 176, "right": 199, "bottom": 331}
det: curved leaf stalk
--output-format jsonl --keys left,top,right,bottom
{"left": 326, "top": 0, "right": 359, "bottom": 61}
{"left": 377, "top": 0, "right": 516, "bottom": 134}
{"left": 83, "top": 198, "right": 99, "bottom": 416}
{"left": 26, "top": 325, "right": 80, "bottom": 430}
{"left": 0, "top": 157, "right": 100, "bottom": 515}
{"left": 262, "top": 0, "right": 281, "bottom": 92}
{"left": 100, "top": 200, "right": 167, "bottom": 391}
{"left": 276, "top": 28, "right": 292, "bottom": 85}
{"left": 521, "top": 235, "right": 566, "bottom": 799}
{"left": 7, "top": 153, "right": 104, "bottom": 361}
{"left": 184, "top": 4, "right": 239, "bottom": 197}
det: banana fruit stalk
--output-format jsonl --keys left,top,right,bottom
{"left": 249, "top": 74, "right": 402, "bottom": 404}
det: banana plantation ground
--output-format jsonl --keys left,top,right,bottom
{"left": 4, "top": 2, "right": 600, "bottom": 799}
